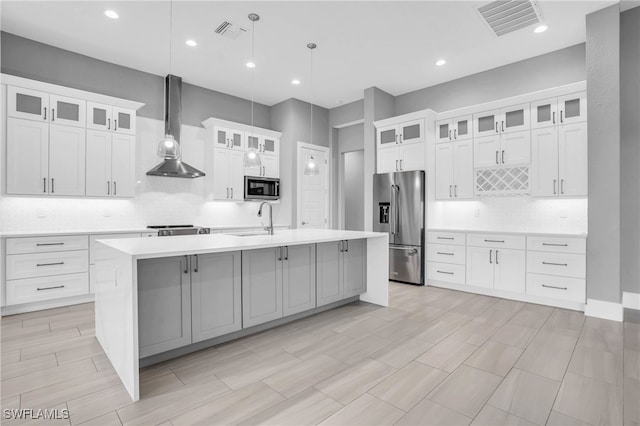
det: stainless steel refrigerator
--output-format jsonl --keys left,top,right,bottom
{"left": 373, "top": 170, "right": 425, "bottom": 285}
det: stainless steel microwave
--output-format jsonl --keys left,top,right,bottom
{"left": 244, "top": 176, "right": 280, "bottom": 200}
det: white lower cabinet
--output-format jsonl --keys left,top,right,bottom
{"left": 317, "top": 239, "right": 366, "bottom": 306}
{"left": 426, "top": 234, "right": 466, "bottom": 285}
{"left": 6, "top": 273, "right": 89, "bottom": 306}
{"left": 493, "top": 248, "right": 526, "bottom": 293}
{"left": 466, "top": 236, "right": 525, "bottom": 293}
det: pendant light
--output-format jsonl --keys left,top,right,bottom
{"left": 304, "top": 42, "right": 320, "bottom": 176}
{"left": 157, "top": 0, "right": 180, "bottom": 160}
{"left": 244, "top": 13, "right": 262, "bottom": 169}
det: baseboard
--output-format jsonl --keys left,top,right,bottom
{"left": 622, "top": 292, "right": 640, "bottom": 310}
{"left": 1, "top": 294, "right": 95, "bottom": 316}
{"left": 584, "top": 298, "right": 624, "bottom": 322}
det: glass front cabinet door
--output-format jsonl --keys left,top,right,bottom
{"left": 558, "top": 92, "right": 587, "bottom": 125}
{"left": 8, "top": 86, "right": 49, "bottom": 122}
{"left": 113, "top": 107, "right": 136, "bottom": 135}
{"left": 49, "top": 95, "right": 86, "bottom": 128}
{"left": 87, "top": 102, "right": 113, "bottom": 132}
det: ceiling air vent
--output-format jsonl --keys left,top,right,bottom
{"left": 477, "top": 0, "right": 543, "bottom": 37}
{"left": 214, "top": 20, "right": 247, "bottom": 39}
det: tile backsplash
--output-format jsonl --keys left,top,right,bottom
{"left": 0, "top": 117, "right": 281, "bottom": 233}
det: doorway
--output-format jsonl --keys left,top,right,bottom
{"left": 342, "top": 150, "right": 365, "bottom": 231}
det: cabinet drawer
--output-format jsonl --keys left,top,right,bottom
{"left": 527, "top": 236, "right": 586, "bottom": 254}
{"left": 6, "top": 250, "right": 89, "bottom": 280}
{"left": 426, "top": 262, "right": 465, "bottom": 285}
{"left": 526, "top": 273, "right": 585, "bottom": 303}
{"left": 467, "top": 234, "right": 525, "bottom": 250}
{"left": 427, "top": 231, "right": 466, "bottom": 246}
{"left": 6, "top": 273, "right": 89, "bottom": 305}
{"left": 427, "top": 244, "right": 465, "bottom": 265}
{"left": 6, "top": 235, "right": 89, "bottom": 254}
{"left": 527, "top": 251, "right": 585, "bottom": 279}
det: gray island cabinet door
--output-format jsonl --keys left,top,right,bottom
{"left": 242, "top": 248, "right": 283, "bottom": 328}
{"left": 138, "top": 256, "right": 192, "bottom": 358}
{"left": 283, "top": 244, "right": 316, "bottom": 316}
{"left": 191, "top": 252, "right": 242, "bottom": 343}
{"left": 343, "top": 239, "right": 367, "bottom": 298}
{"left": 316, "top": 241, "right": 343, "bottom": 307}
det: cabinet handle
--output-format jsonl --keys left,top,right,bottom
{"left": 396, "top": 160, "right": 399, "bottom": 171}
{"left": 496, "top": 151, "right": 499, "bottom": 165}
{"left": 449, "top": 185, "right": 452, "bottom": 198}
{"left": 108, "top": 118, "right": 111, "bottom": 130}
{"left": 36, "top": 242, "right": 64, "bottom": 246}
{"left": 484, "top": 239, "right": 505, "bottom": 243}
{"left": 542, "top": 261, "right": 568, "bottom": 266}
{"left": 437, "top": 236, "right": 454, "bottom": 240}
{"left": 399, "top": 134, "right": 403, "bottom": 143}
{"left": 107, "top": 181, "right": 110, "bottom": 195}
{"left": 496, "top": 250, "right": 499, "bottom": 264}
{"left": 542, "top": 243, "right": 568, "bottom": 247}
{"left": 284, "top": 246, "right": 289, "bottom": 260}
{"left": 560, "top": 179, "right": 564, "bottom": 194}
{"left": 43, "top": 177, "right": 47, "bottom": 193}
{"left": 36, "top": 262, "right": 64, "bottom": 267}
{"left": 113, "top": 181, "right": 117, "bottom": 196}
{"left": 43, "top": 107, "right": 47, "bottom": 120}
{"left": 262, "top": 166, "right": 265, "bottom": 176}
{"left": 454, "top": 129, "right": 457, "bottom": 139}
{"left": 454, "top": 185, "right": 457, "bottom": 197}
{"left": 502, "top": 121, "right": 505, "bottom": 132}
{"left": 230, "top": 188, "right": 233, "bottom": 198}
{"left": 553, "top": 179, "right": 557, "bottom": 195}
{"left": 114, "top": 119, "right": 118, "bottom": 131}
{"left": 339, "top": 240, "right": 343, "bottom": 252}
{"left": 542, "top": 284, "right": 568, "bottom": 290}
{"left": 193, "top": 254, "right": 198, "bottom": 272}
{"left": 495, "top": 122, "right": 498, "bottom": 133}
{"left": 560, "top": 110, "right": 564, "bottom": 123}
{"left": 278, "top": 247, "right": 283, "bottom": 261}
{"left": 184, "top": 256, "right": 188, "bottom": 274}
{"left": 345, "top": 240, "right": 349, "bottom": 252}
{"left": 501, "top": 150, "right": 505, "bottom": 164}
{"left": 449, "top": 129, "right": 452, "bottom": 140}
{"left": 489, "top": 249, "right": 493, "bottom": 264}
{"left": 51, "top": 178, "right": 55, "bottom": 194}
{"left": 226, "top": 188, "right": 229, "bottom": 198}
{"left": 37, "top": 285, "right": 65, "bottom": 291}
{"left": 552, "top": 111, "right": 556, "bottom": 124}
{"left": 52, "top": 108, "right": 55, "bottom": 122}
{"left": 399, "top": 159, "right": 403, "bottom": 170}
{"left": 437, "top": 270, "right": 454, "bottom": 275}
{"left": 437, "top": 252, "right": 454, "bottom": 255}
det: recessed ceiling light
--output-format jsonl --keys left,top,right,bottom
{"left": 185, "top": 39, "right": 197, "bottom": 47}
{"left": 291, "top": 79, "right": 301, "bottom": 85}
{"left": 246, "top": 61, "right": 256, "bottom": 69}
{"left": 534, "top": 25, "right": 548, "bottom": 33}
{"left": 104, "top": 10, "right": 119, "bottom": 19}
{"left": 435, "top": 59, "right": 447, "bottom": 66}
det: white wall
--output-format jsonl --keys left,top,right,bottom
{"left": 0, "top": 117, "right": 282, "bottom": 232}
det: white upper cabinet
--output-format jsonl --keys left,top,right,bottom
{"left": 6, "top": 118, "right": 49, "bottom": 195}
{"left": 87, "top": 103, "right": 135, "bottom": 134}
{"left": 531, "top": 127, "right": 559, "bottom": 196}
{"left": 212, "top": 149, "right": 244, "bottom": 200}
{"left": 214, "top": 126, "right": 244, "bottom": 150}
{"left": 530, "top": 97, "right": 559, "bottom": 129}
{"left": 531, "top": 92, "right": 586, "bottom": 129}
{"left": 49, "top": 95, "right": 85, "bottom": 128}
{"left": 474, "top": 104, "right": 530, "bottom": 136}
{"left": 376, "top": 118, "right": 424, "bottom": 148}
{"left": 376, "top": 144, "right": 425, "bottom": 173}
{"left": 436, "top": 115, "right": 472, "bottom": 143}
{"left": 435, "top": 139, "right": 473, "bottom": 200}
{"left": 377, "top": 147, "right": 400, "bottom": 174}
{"left": 87, "top": 131, "right": 136, "bottom": 198}
{"left": 558, "top": 122, "right": 588, "bottom": 196}
{"left": 8, "top": 87, "right": 49, "bottom": 122}
{"left": 48, "top": 125, "right": 86, "bottom": 196}
{"left": 474, "top": 130, "right": 530, "bottom": 168}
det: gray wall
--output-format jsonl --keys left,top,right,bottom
{"left": 344, "top": 151, "right": 365, "bottom": 231}
{"left": 620, "top": 6, "right": 640, "bottom": 295}
{"left": 395, "top": 43, "right": 586, "bottom": 114}
{"left": 330, "top": 99, "right": 364, "bottom": 127}
{"left": 586, "top": 4, "right": 621, "bottom": 303}
{"left": 337, "top": 123, "right": 364, "bottom": 153}
{"left": 1, "top": 32, "right": 270, "bottom": 128}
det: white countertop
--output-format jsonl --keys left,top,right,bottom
{"left": 98, "top": 229, "right": 386, "bottom": 258}
{"left": 0, "top": 224, "right": 290, "bottom": 238}
{"left": 428, "top": 228, "right": 587, "bottom": 238}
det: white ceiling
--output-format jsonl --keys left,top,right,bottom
{"left": 0, "top": 1, "right": 623, "bottom": 109}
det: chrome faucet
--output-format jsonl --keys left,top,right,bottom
{"left": 257, "top": 201, "right": 274, "bottom": 235}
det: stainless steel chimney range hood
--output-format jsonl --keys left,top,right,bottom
{"left": 146, "top": 74, "right": 205, "bottom": 178}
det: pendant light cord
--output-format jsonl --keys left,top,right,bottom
{"left": 309, "top": 46, "right": 313, "bottom": 145}
{"left": 251, "top": 17, "right": 255, "bottom": 134}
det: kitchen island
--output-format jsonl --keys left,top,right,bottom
{"left": 94, "top": 229, "right": 388, "bottom": 401}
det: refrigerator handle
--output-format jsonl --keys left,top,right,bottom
{"left": 393, "top": 184, "right": 400, "bottom": 236}
{"left": 389, "top": 185, "right": 395, "bottom": 236}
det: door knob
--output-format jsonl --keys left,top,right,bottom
{"left": 301, "top": 221, "right": 308, "bottom": 225}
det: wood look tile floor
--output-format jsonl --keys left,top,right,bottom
{"left": 1, "top": 283, "right": 639, "bottom": 426}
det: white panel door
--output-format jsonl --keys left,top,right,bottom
{"left": 377, "top": 147, "right": 399, "bottom": 173}
{"left": 559, "top": 122, "right": 588, "bottom": 196}
{"left": 435, "top": 142, "right": 453, "bottom": 200}
{"left": 494, "top": 248, "right": 526, "bottom": 293}
{"left": 7, "top": 86, "right": 48, "bottom": 121}
{"left": 212, "top": 148, "right": 231, "bottom": 200}
{"left": 87, "top": 102, "right": 113, "bottom": 132}
{"left": 399, "top": 143, "right": 425, "bottom": 172}
{"left": 474, "top": 135, "right": 501, "bottom": 168}
{"left": 466, "top": 247, "right": 494, "bottom": 289}
{"left": 229, "top": 150, "right": 245, "bottom": 200}
{"left": 530, "top": 97, "right": 558, "bottom": 129}
{"left": 6, "top": 118, "right": 49, "bottom": 195}
{"left": 298, "top": 147, "right": 329, "bottom": 228}
{"left": 86, "top": 130, "right": 112, "bottom": 196}
{"left": 531, "top": 127, "right": 559, "bottom": 197}
{"left": 112, "top": 107, "right": 136, "bottom": 135}
{"left": 48, "top": 124, "right": 86, "bottom": 196}
{"left": 111, "top": 134, "right": 136, "bottom": 197}
{"left": 453, "top": 140, "right": 474, "bottom": 199}
{"left": 501, "top": 130, "right": 531, "bottom": 166}
{"left": 49, "top": 94, "right": 85, "bottom": 128}
{"left": 558, "top": 92, "right": 587, "bottom": 125}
